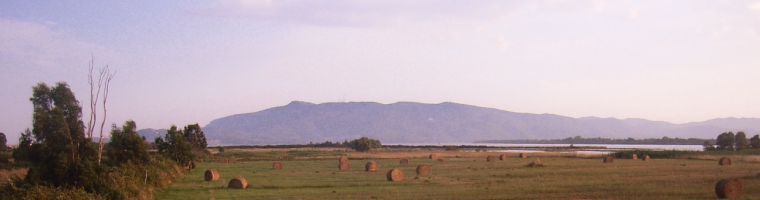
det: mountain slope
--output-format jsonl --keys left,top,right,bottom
{"left": 201, "top": 101, "right": 760, "bottom": 145}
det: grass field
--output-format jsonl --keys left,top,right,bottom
{"left": 157, "top": 149, "right": 760, "bottom": 199}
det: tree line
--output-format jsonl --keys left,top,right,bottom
{"left": 703, "top": 131, "right": 760, "bottom": 151}
{"left": 1, "top": 81, "right": 208, "bottom": 199}
{"left": 304, "top": 137, "right": 382, "bottom": 152}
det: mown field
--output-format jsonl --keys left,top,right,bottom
{"left": 157, "top": 149, "right": 760, "bottom": 199}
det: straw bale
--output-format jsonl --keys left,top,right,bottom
{"left": 339, "top": 162, "right": 350, "bottom": 170}
{"left": 365, "top": 161, "right": 379, "bottom": 172}
{"left": 204, "top": 169, "right": 220, "bottom": 181}
{"left": 715, "top": 178, "right": 742, "bottom": 198}
{"left": 416, "top": 164, "right": 431, "bottom": 176}
{"left": 719, "top": 157, "right": 732, "bottom": 166}
{"left": 273, "top": 162, "right": 283, "bottom": 170}
{"left": 228, "top": 177, "right": 248, "bottom": 189}
{"left": 386, "top": 168, "right": 404, "bottom": 181}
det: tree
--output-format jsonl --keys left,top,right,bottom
{"left": 12, "top": 129, "right": 35, "bottom": 163}
{"left": 106, "top": 120, "right": 149, "bottom": 165}
{"left": 183, "top": 123, "right": 207, "bottom": 150}
{"left": 24, "top": 82, "right": 98, "bottom": 187}
{"left": 750, "top": 135, "right": 760, "bottom": 149}
{"left": 155, "top": 125, "right": 193, "bottom": 167}
{"left": 715, "top": 132, "right": 735, "bottom": 150}
{"left": 348, "top": 137, "right": 382, "bottom": 152}
{"left": 735, "top": 131, "right": 749, "bottom": 151}
{"left": 703, "top": 140, "right": 716, "bottom": 151}
{"left": 0, "top": 132, "right": 6, "bottom": 152}
{"left": 87, "top": 59, "right": 116, "bottom": 164}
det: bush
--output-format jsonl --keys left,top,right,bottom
{"left": 444, "top": 146, "right": 459, "bottom": 151}
{"left": 347, "top": 137, "right": 382, "bottom": 152}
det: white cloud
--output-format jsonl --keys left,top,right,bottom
{"left": 751, "top": 2, "right": 760, "bottom": 11}
{"left": 497, "top": 35, "right": 510, "bottom": 50}
{"left": 628, "top": 6, "right": 641, "bottom": 19}
{"left": 592, "top": 0, "right": 608, "bottom": 11}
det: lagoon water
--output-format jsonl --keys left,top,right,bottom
{"left": 389, "top": 143, "right": 704, "bottom": 154}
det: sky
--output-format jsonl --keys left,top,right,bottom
{"left": 2, "top": 0, "right": 760, "bottom": 143}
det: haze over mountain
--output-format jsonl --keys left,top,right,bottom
{"left": 171, "top": 101, "right": 760, "bottom": 145}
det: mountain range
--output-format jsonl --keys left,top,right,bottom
{"left": 138, "top": 101, "right": 760, "bottom": 145}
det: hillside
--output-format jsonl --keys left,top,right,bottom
{"left": 198, "top": 101, "right": 760, "bottom": 145}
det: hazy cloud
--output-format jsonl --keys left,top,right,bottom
{"left": 497, "top": 36, "right": 510, "bottom": 50}
{"left": 628, "top": 6, "right": 641, "bottom": 19}
{"left": 185, "top": 0, "right": 522, "bottom": 27}
{"left": 0, "top": 19, "right": 109, "bottom": 70}
{"left": 751, "top": 2, "right": 760, "bottom": 11}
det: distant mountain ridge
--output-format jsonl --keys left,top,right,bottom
{"left": 193, "top": 101, "right": 760, "bottom": 145}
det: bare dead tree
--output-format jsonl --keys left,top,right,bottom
{"left": 97, "top": 66, "right": 115, "bottom": 164}
{"left": 87, "top": 56, "right": 116, "bottom": 164}
{"left": 87, "top": 57, "right": 104, "bottom": 139}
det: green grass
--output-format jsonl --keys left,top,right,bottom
{"left": 158, "top": 155, "right": 760, "bottom": 199}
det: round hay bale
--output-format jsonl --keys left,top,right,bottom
{"left": 204, "top": 169, "right": 220, "bottom": 181}
{"left": 642, "top": 155, "right": 650, "bottom": 161}
{"left": 219, "top": 157, "right": 228, "bottom": 163}
{"left": 603, "top": 156, "right": 614, "bottom": 163}
{"left": 519, "top": 153, "right": 528, "bottom": 158}
{"left": 365, "top": 161, "right": 379, "bottom": 172}
{"left": 715, "top": 178, "right": 743, "bottom": 198}
{"left": 429, "top": 154, "right": 437, "bottom": 159}
{"left": 631, "top": 154, "right": 638, "bottom": 160}
{"left": 719, "top": 157, "right": 732, "bottom": 166}
{"left": 386, "top": 168, "right": 404, "bottom": 181}
{"left": 399, "top": 158, "right": 409, "bottom": 165}
{"left": 499, "top": 154, "right": 507, "bottom": 161}
{"left": 272, "top": 162, "right": 283, "bottom": 170}
{"left": 487, "top": 155, "right": 495, "bottom": 162}
{"left": 227, "top": 177, "right": 248, "bottom": 189}
{"left": 526, "top": 159, "right": 545, "bottom": 167}
{"left": 339, "top": 156, "right": 349, "bottom": 163}
{"left": 228, "top": 157, "right": 237, "bottom": 164}
{"left": 338, "top": 162, "right": 350, "bottom": 171}
{"left": 416, "top": 164, "right": 431, "bottom": 176}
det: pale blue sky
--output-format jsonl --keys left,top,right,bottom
{"left": 2, "top": 1, "right": 760, "bottom": 143}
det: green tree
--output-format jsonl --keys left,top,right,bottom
{"left": 750, "top": 135, "right": 760, "bottom": 149}
{"left": 703, "top": 140, "right": 715, "bottom": 151}
{"left": 106, "top": 120, "right": 149, "bottom": 165}
{"left": 183, "top": 123, "right": 207, "bottom": 150}
{"left": 24, "top": 82, "right": 99, "bottom": 188}
{"left": 735, "top": 131, "right": 749, "bottom": 151}
{"left": 715, "top": 132, "right": 735, "bottom": 150}
{"left": 0, "top": 132, "right": 6, "bottom": 152}
{"left": 348, "top": 137, "right": 382, "bottom": 152}
{"left": 12, "top": 129, "right": 35, "bottom": 164}
{"left": 155, "top": 125, "right": 193, "bottom": 167}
